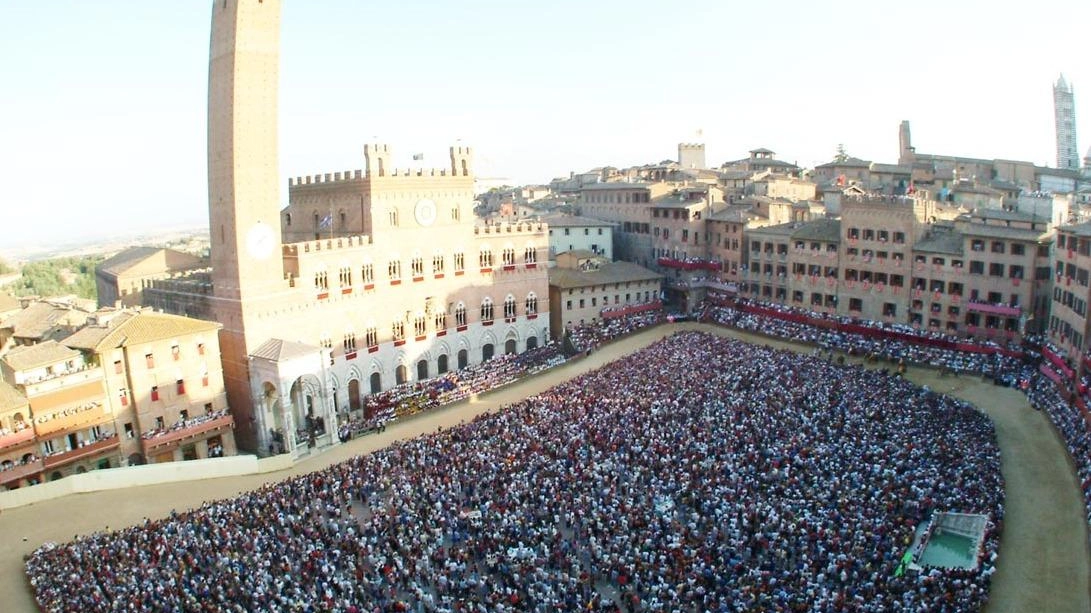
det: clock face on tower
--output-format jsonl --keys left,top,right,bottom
{"left": 414, "top": 198, "right": 438, "bottom": 227}
{"left": 246, "top": 222, "right": 276, "bottom": 260}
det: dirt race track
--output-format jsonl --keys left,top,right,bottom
{"left": 0, "top": 323, "right": 1087, "bottom": 612}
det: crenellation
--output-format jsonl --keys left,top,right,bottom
{"left": 473, "top": 222, "right": 547, "bottom": 237}
{"left": 289, "top": 170, "right": 366, "bottom": 188}
{"left": 285, "top": 235, "right": 373, "bottom": 256}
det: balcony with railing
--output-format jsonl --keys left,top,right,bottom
{"left": 33, "top": 401, "right": 111, "bottom": 438}
{"left": 0, "top": 457, "right": 44, "bottom": 486}
{"left": 965, "top": 301, "right": 1021, "bottom": 317}
{"left": 0, "top": 426, "right": 36, "bottom": 452}
{"left": 42, "top": 434, "right": 119, "bottom": 469}
{"left": 15, "top": 359, "right": 101, "bottom": 388}
{"left": 657, "top": 257, "right": 722, "bottom": 272}
{"left": 141, "top": 412, "right": 234, "bottom": 453}
{"left": 600, "top": 300, "right": 663, "bottom": 320}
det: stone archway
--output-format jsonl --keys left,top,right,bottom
{"left": 457, "top": 349, "right": 468, "bottom": 369}
{"left": 482, "top": 343, "right": 495, "bottom": 361}
{"left": 505, "top": 339, "right": 517, "bottom": 354}
{"left": 289, "top": 374, "right": 326, "bottom": 446}
{"left": 369, "top": 372, "right": 382, "bottom": 394}
{"left": 417, "top": 359, "right": 429, "bottom": 381}
{"left": 527, "top": 335, "right": 538, "bottom": 350}
{"left": 438, "top": 354, "right": 449, "bottom": 374}
{"left": 395, "top": 365, "right": 408, "bottom": 385}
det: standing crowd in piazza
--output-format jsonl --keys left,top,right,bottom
{"left": 700, "top": 298, "right": 1091, "bottom": 546}
{"left": 27, "top": 331, "right": 1003, "bottom": 612}
{"left": 698, "top": 299, "right": 1024, "bottom": 378}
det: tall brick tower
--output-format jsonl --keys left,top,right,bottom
{"left": 207, "top": 0, "right": 286, "bottom": 450}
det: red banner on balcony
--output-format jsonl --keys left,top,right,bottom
{"left": 602, "top": 300, "right": 663, "bottom": 320}
{"left": 1040, "top": 363, "right": 1063, "bottom": 385}
{"left": 966, "top": 302, "right": 1021, "bottom": 317}
{"left": 1042, "top": 346, "right": 1075, "bottom": 379}
{"left": 732, "top": 303, "right": 1025, "bottom": 359}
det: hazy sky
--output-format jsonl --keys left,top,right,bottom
{"left": 2, "top": 0, "right": 1088, "bottom": 249}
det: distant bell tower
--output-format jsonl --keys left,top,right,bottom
{"left": 1055, "top": 75, "right": 1079, "bottom": 170}
{"left": 208, "top": 0, "right": 284, "bottom": 299}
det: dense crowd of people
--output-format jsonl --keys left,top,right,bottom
{"left": 700, "top": 299, "right": 1091, "bottom": 547}
{"left": 356, "top": 344, "right": 567, "bottom": 424}
{"left": 566, "top": 311, "right": 665, "bottom": 352}
{"left": 699, "top": 301, "right": 1023, "bottom": 378}
{"left": 26, "top": 332, "right": 1003, "bottom": 612}
{"left": 1027, "top": 372, "right": 1091, "bottom": 538}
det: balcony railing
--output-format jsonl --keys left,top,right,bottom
{"left": 965, "top": 301, "right": 1021, "bottom": 317}
{"left": 0, "top": 458, "right": 44, "bottom": 486}
{"left": 141, "top": 414, "right": 235, "bottom": 453}
{"left": 43, "top": 435, "right": 119, "bottom": 469}
{"left": 17, "top": 361, "right": 101, "bottom": 387}
{"left": 657, "top": 257, "right": 722, "bottom": 272}
{"left": 0, "top": 427, "right": 36, "bottom": 452}
{"left": 34, "top": 402, "right": 111, "bottom": 437}
{"left": 601, "top": 300, "right": 663, "bottom": 320}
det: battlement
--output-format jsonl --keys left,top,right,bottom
{"left": 381, "top": 167, "right": 457, "bottom": 178}
{"left": 473, "top": 221, "right": 547, "bottom": 237}
{"left": 282, "top": 235, "right": 373, "bottom": 256}
{"left": 678, "top": 143, "right": 704, "bottom": 149}
{"left": 289, "top": 170, "right": 364, "bottom": 187}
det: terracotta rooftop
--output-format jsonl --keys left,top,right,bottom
{"left": 548, "top": 261, "right": 663, "bottom": 290}
{"left": 2, "top": 340, "right": 80, "bottom": 372}
{"left": 1, "top": 302, "right": 87, "bottom": 341}
{"left": 250, "top": 338, "right": 323, "bottom": 363}
{"left": 541, "top": 215, "right": 617, "bottom": 228}
{"left": 63, "top": 311, "right": 220, "bottom": 352}
{"left": 0, "top": 379, "right": 27, "bottom": 413}
{"left": 791, "top": 219, "right": 842, "bottom": 242}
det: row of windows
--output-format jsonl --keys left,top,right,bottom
{"left": 564, "top": 280, "right": 652, "bottom": 294}
{"left": 135, "top": 343, "right": 207, "bottom": 371}
{"left": 967, "top": 239, "right": 1023, "bottom": 254}
{"left": 1056, "top": 262, "right": 1091, "bottom": 287}
{"left": 1054, "top": 288, "right": 1089, "bottom": 317}
{"left": 117, "top": 375, "right": 211, "bottom": 407}
{"left": 747, "top": 267, "right": 1027, "bottom": 305}
{"left": 743, "top": 284, "right": 1023, "bottom": 328}
{"left": 314, "top": 248, "right": 538, "bottom": 289}
{"left": 550, "top": 227, "right": 606, "bottom": 236}
{"left": 652, "top": 208, "right": 699, "bottom": 220}
{"left": 845, "top": 228, "right": 907, "bottom": 244}
{"left": 284, "top": 206, "right": 462, "bottom": 229}
{"left": 1058, "top": 233, "right": 1091, "bottom": 255}
{"left": 566, "top": 291, "right": 655, "bottom": 311}
{"left": 584, "top": 191, "right": 650, "bottom": 204}
{"left": 1050, "top": 315, "right": 1085, "bottom": 350}
{"left": 328, "top": 295, "right": 540, "bottom": 352}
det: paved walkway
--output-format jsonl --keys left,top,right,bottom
{"left": 0, "top": 323, "right": 1087, "bottom": 612}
